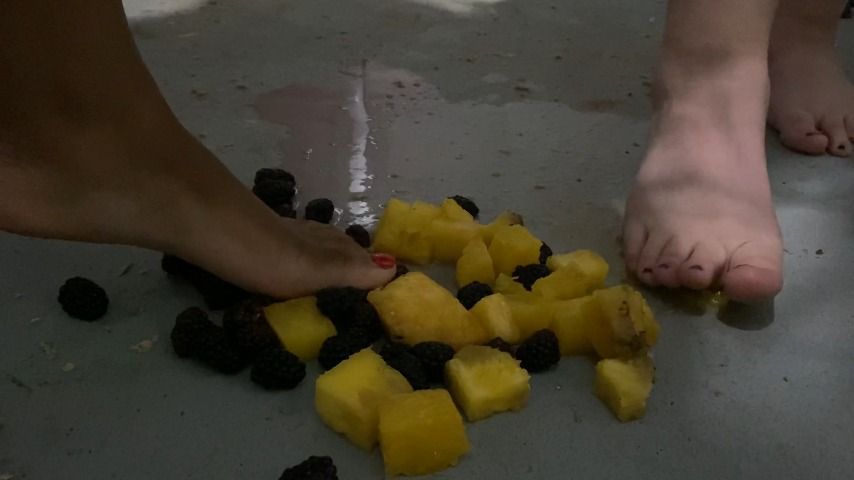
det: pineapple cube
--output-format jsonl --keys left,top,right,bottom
{"left": 589, "top": 285, "right": 660, "bottom": 359}
{"left": 493, "top": 273, "right": 527, "bottom": 296}
{"left": 368, "top": 272, "right": 488, "bottom": 350}
{"left": 594, "top": 354, "right": 655, "bottom": 422}
{"left": 488, "top": 225, "right": 543, "bottom": 275}
{"left": 531, "top": 267, "right": 590, "bottom": 301}
{"left": 378, "top": 389, "right": 470, "bottom": 476}
{"left": 456, "top": 238, "right": 496, "bottom": 287}
{"left": 547, "top": 249, "right": 610, "bottom": 289}
{"left": 505, "top": 295, "right": 557, "bottom": 341}
{"left": 372, "top": 198, "right": 411, "bottom": 255}
{"left": 315, "top": 348, "right": 413, "bottom": 450}
{"left": 439, "top": 198, "right": 475, "bottom": 223}
{"left": 549, "top": 296, "right": 598, "bottom": 356}
{"left": 428, "top": 219, "right": 483, "bottom": 263}
{"left": 480, "top": 211, "right": 524, "bottom": 245}
{"left": 264, "top": 297, "right": 336, "bottom": 360}
{"left": 445, "top": 346, "right": 530, "bottom": 421}
{"left": 470, "top": 294, "right": 521, "bottom": 344}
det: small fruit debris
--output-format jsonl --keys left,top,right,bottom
{"left": 57, "top": 277, "right": 109, "bottom": 321}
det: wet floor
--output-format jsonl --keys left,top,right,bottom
{"left": 1, "top": 0, "right": 853, "bottom": 478}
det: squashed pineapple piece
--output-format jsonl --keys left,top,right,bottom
{"left": 445, "top": 346, "right": 530, "bottom": 421}
{"left": 594, "top": 354, "right": 655, "bottom": 422}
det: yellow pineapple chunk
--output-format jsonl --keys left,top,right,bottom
{"left": 264, "top": 297, "right": 336, "bottom": 360}
{"left": 368, "top": 272, "right": 488, "bottom": 349}
{"left": 493, "top": 273, "right": 527, "bottom": 296}
{"left": 547, "top": 249, "right": 610, "bottom": 289}
{"left": 505, "top": 295, "right": 557, "bottom": 340}
{"left": 439, "top": 198, "right": 475, "bottom": 223}
{"left": 550, "top": 296, "right": 598, "bottom": 356}
{"left": 378, "top": 389, "right": 470, "bottom": 476}
{"left": 470, "top": 294, "right": 521, "bottom": 344}
{"left": 594, "top": 354, "right": 655, "bottom": 422}
{"left": 315, "top": 348, "right": 413, "bottom": 450}
{"left": 480, "top": 211, "right": 524, "bottom": 245}
{"left": 488, "top": 225, "right": 543, "bottom": 275}
{"left": 589, "top": 285, "right": 660, "bottom": 359}
{"left": 428, "top": 219, "right": 483, "bottom": 263}
{"left": 372, "top": 198, "right": 411, "bottom": 256}
{"left": 456, "top": 238, "right": 496, "bottom": 287}
{"left": 445, "top": 346, "right": 530, "bottom": 421}
{"left": 371, "top": 199, "right": 441, "bottom": 264}
{"left": 531, "top": 267, "right": 590, "bottom": 301}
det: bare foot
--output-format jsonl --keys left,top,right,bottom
{"left": 0, "top": 104, "right": 395, "bottom": 299}
{"left": 623, "top": 61, "right": 784, "bottom": 301}
{"left": 768, "top": 3, "right": 854, "bottom": 156}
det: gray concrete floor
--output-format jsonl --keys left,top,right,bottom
{"left": 2, "top": 0, "right": 854, "bottom": 478}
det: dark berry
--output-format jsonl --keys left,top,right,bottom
{"left": 305, "top": 198, "right": 335, "bottom": 223}
{"left": 347, "top": 302, "right": 384, "bottom": 342}
{"left": 195, "top": 326, "right": 248, "bottom": 374}
{"left": 315, "top": 287, "right": 368, "bottom": 327}
{"left": 222, "top": 299, "right": 279, "bottom": 359}
{"left": 449, "top": 195, "right": 479, "bottom": 218}
{"left": 456, "top": 282, "right": 493, "bottom": 310}
{"left": 379, "top": 342, "right": 429, "bottom": 390}
{"left": 393, "top": 264, "right": 409, "bottom": 280}
{"left": 345, "top": 224, "right": 371, "bottom": 248}
{"left": 170, "top": 307, "right": 215, "bottom": 358}
{"left": 254, "top": 168, "right": 295, "bottom": 186}
{"left": 485, "top": 337, "right": 515, "bottom": 355}
{"left": 515, "top": 329, "right": 560, "bottom": 373}
{"left": 251, "top": 346, "right": 306, "bottom": 390}
{"left": 318, "top": 334, "right": 372, "bottom": 371}
{"left": 253, "top": 179, "right": 296, "bottom": 208}
{"left": 539, "top": 242, "right": 553, "bottom": 265}
{"left": 279, "top": 456, "right": 338, "bottom": 480}
{"left": 273, "top": 203, "right": 298, "bottom": 218}
{"left": 410, "top": 342, "right": 455, "bottom": 384}
{"left": 161, "top": 254, "right": 249, "bottom": 310}
{"left": 57, "top": 277, "right": 109, "bottom": 321}
{"left": 512, "top": 264, "right": 551, "bottom": 291}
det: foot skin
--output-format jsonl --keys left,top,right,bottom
{"left": 769, "top": 25, "right": 854, "bottom": 156}
{"left": 0, "top": 110, "right": 395, "bottom": 298}
{"left": 623, "top": 62, "right": 784, "bottom": 302}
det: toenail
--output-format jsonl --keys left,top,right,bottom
{"left": 371, "top": 253, "right": 397, "bottom": 269}
{"left": 837, "top": 145, "right": 846, "bottom": 150}
{"left": 657, "top": 263, "right": 670, "bottom": 270}
{"left": 689, "top": 265, "right": 704, "bottom": 271}
{"left": 642, "top": 267, "right": 653, "bottom": 274}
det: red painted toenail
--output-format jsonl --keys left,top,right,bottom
{"left": 689, "top": 265, "right": 703, "bottom": 271}
{"left": 371, "top": 253, "right": 397, "bottom": 269}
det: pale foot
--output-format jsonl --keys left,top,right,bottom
{"left": 623, "top": 61, "right": 784, "bottom": 301}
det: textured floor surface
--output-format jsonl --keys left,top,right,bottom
{"left": 1, "top": 0, "right": 853, "bottom": 478}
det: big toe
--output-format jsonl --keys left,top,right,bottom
{"left": 721, "top": 243, "right": 783, "bottom": 302}
{"left": 776, "top": 111, "right": 829, "bottom": 156}
{"left": 819, "top": 116, "right": 853, "bottom": 157}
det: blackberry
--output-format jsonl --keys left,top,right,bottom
{"left": 449, "top": 195, "right": 479, "bottom": 218}
{"left": 273, "top": 203, "right": 298, "bottom": 218}
{"left": 345, "top": 224, "right": 371, "bottom": 248}
{"left": 515, "top": 329, "right": 560, "bottom": 373}
{"left": 539, "top": 242, "right": 553, "bottom": 265}
{"left": 512, "top": 264, "right": 551, "bottom": 291}
{"left": 456, "top": 282, "right": 493, "bottom": 310}
{"left": 305, "top": 198, "right": 335, "bottom": 224}
{"left": 318, "top": 333, "right": 373, "bottom": 370}
{"left": 315, "top": 287, "right": 368, "bottom": 327}
{"left": 161, "top": 254, "right": 249, "bottom": 310}
{"left": 253, "top": 179, "right": 296, "bottom": 208}
{"left": 195, "top": 326, "right": 248, "bottom": 374}
{"left": 254, "top": 168, "right": 295, "bottom": 186}
{"left": 279, "top": 456, "right": 338, "bottom": 480}
{"left": 57, "top": 277, "right": 109, "bottom": 321}
{"left": 171, "top": 307, "right": 215, "bottom": 358}
{"left": 393, "top": 264, "right": 409, "bottom": 280}
{"left": 410, "top": 342, "right": 455, "bottom": 384}
{"left": 485, "top": 337, "right": 515, "bottom": 355}
{"left": 379, "top": 342, "right": 429, "bottom": 390}
{"left": 251, "top": 346, "right": 306, "bottom": 390}
{"left": 347, "top": 302, "right": 384, "bottom": 342}
{"left": 222, "top": 299, "right": 279, "bottom": 359}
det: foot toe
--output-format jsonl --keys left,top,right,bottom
{"left": 676, "top": 242, "right": 726, "bottom": 290}
{"left": 622, "top": 220, "right": 647, "bottom": 274}
{"left": 636, "top": 234, "right": 670, "bottom": 287}
{"left": 653, "top": 238, "right": 692, "bottom": 289}
{"left": 721, "top": 242, "right": 782, "bottom": 302}
{"left": 819, "top": 117, "right": 852, "bottom": 157}
{"left": 776, "top": 111, "right": 828, "bottom": 155}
